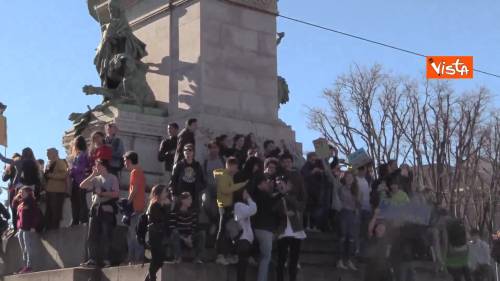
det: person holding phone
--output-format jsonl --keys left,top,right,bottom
{"left": 79, "top": 159, "right": 119, "bottom": 268}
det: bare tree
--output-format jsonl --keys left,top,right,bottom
{"left": 308, "top": 64, "right": 497, "bottom": 233}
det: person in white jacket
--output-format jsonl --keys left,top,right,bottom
{"left": 234, "top": 188, "right": 257, "bottom": 281}
{"left": 469, "top": 229, "right": 493, "bottom": 281}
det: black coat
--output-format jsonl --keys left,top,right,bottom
{"left": 174, "top": 128, "right": 195, "bottom": 164}
{"left": 158, "top": 136, "right": 178, "bottom": 172}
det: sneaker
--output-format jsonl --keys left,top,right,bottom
{"left": 194, "top": 258, "right": 204, "bottom": 264}
{"left": 144, "top": 273, "right": 156, "bottom": 281}
{"left": 227, "top": 255, "right": 239, "bottom": 265}
{"left": 297, "top": 262, "right": 302, "bottom": 270}
{"left": 216, "top": 255, "right": 229, "bottom": 266}
{"left": 15, "top": 266, "right": 27, "bottom": 274}
{"left": 173, "top": 257, "right": 182, "bottom": 264}
{"left": 337, "top": 260, "right": 348, "bottom": 270}
{"left": 80, "top": 259, "right": 97, "bottom": 268}
{"left": 19, "top": 267, "right": 32, "bottom": 274}
{"left": 347, "top": 260, "right": 358, "bottom": 271}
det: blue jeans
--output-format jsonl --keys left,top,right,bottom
{"left": 127, "top": 213, "right": 144, "bottom": 263}
{"left": 18, "top": 229, "right": 35, "bottom": 268}
{"left": 172, "top": 229, "right": 206, "bottom": 259}
{"left": 339, "top": 209, "right": 358, "bottom": 261}
{"left": 255, "top": 229, "right": 273, "bottom": 281}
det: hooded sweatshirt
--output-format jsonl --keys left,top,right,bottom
{"left": 214, "top": 168, "right": 247, "bottom": 208}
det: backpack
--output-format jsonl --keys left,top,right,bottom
{"left": 447, "top": 219, "right": 467, "bottom": 247}
{"left": 136, "top": 213, "right": 149, "bottom": 248}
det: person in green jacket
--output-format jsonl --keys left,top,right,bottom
{"left": 213, "top": 157, "right": 248, "bottom": 265}
{"left": 387, "top": 175, "right": 410, "bottom": 206}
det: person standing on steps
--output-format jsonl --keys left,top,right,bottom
{"left": 3, "top": 153, "right": 21, "bottom": 230}
{"left": 275, "top": 174, "right": 307, "bottom": 281}
{"left": 105, "top": 123, "right": 125, "bottom": 176}
{"left": 144, "top": 185, "right": 176, "bottom": 281}
{"left": 12, "top": 185, "right": 41, "bottom": 274}
{"left": 171, "top": 192, "right": 205, "bottom": 264}
{"left": 174, "top": 118, "right": 198, "bottom": 165}
{"left": 123, "top": 151, "right": 146, "bottom": 265}
{"left": 213, "top": 157, "right": 248, "bottom": 265}
{"left": 44, "top": 148, "right": 68, "bottom": 230}
{"left": 158, "top": 122, "right": 179, "bottom": 184}
{"left": 69, "top": 136, "right": 91, "bottom": 226}
{"left": 80, "top": 159, "right": 119, "bottom": 268}
{"left": 169, "top": 143, "right": 205, "bottom": 210}
{"left": 234, "top": 188, "right": 257, "bottom": 281}
{"left": 252, "top": 173, "right": 281, "bottom": 281}
{"left": 89, "top": 131, "right": 112, "bottom": 166}
{"left": 336, "top": 171, "right": 360, "bottom": 271}
{"left": 356, "top": 164, "right": 372, "bottom": 256}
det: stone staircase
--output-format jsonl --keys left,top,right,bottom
{"left": 0, "top": 227, "right": 452, "bottom": 281}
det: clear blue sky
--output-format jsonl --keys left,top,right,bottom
{"left": 1, "top": 0, "right": 499, "bottom": 167}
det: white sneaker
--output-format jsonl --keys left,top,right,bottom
{"left": 347, "top": 260, "right": 358, "bottom": 271}
{"left": 337, "top": 260, "right": 348, "bottom": 270}
{"left": 216, "top": 255, "right": 229, "bottom": 266}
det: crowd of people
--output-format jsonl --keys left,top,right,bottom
{"left": 0, "top": 118, "right": 497, "bottom": 281}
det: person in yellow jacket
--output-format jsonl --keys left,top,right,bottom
{"left": 213, "top": 157, "right": 248, "bottom": 265}
{"left": 45, "top": 148, "right": 69, "bottom": 230}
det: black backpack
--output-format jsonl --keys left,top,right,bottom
{"left": 447, "top": 219, "right": 467, "bottom": 247}
{"left": 136, "top": 213, "right": 149, "bottom": 248}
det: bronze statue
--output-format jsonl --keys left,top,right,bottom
{"left": 70, "top": 0, "right": 158, "bottom": 131}
{"left": 84, "top": 0, "right": 155, "bottom": 108}
{"left": 276, "top": 32, "right": 290, "bottom": 107}
{"left": 277, "top": 76, "right": 289, "bottom": 107}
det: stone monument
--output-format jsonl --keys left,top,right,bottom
{"left": 64, "top": 0, "right": 301, "bottom": 185}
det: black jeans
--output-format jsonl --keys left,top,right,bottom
{"left": 88, "top": 211, "right": 115, "bottom": 264}
{"left": 216, "top": 207, "right": 233, "bottom": 256}
{"left": 71, "top": 182, "right": 89, "bottom": 225}
{"left": 277, "top": 237, "right": 302, "bottom": 281}
{"left": 236, "top": 240, "right": 252, "bottom": 281}
{"left": 448, "top": 266, "right": 472, "bottom": 281}
{"left": 148, "top": 229, "right": 165, "bottom": 281}
{"left": 46, "top": 192, "right": 65, "bottom": 230}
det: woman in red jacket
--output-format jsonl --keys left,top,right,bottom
{"left": 89, "top": 131, "right": 112, "bottom": 166}
{"left": 13, "top": 185, "right": 41, "bottom": 274}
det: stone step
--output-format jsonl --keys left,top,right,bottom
{"left": 300, "top": 252, "right": 335, "bottom": 267}
{"left": 3, "top": 267, "right": 94, "bottom": 281}
{"left": 304, "top": 231, "right": 337, "bottom": 242}
{"left": 301, "top": 238, "right": 336, "bottom": 254}
{"left": 1, "top": 262, "right": 456, "bottom": 281}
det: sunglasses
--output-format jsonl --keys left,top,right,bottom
{"left": 184, "top": 149, "right": 193, "bottom": 152}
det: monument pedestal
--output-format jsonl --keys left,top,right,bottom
{"left": 64, "top": 0, "right": 301, "bottom": 184}
{"left": 64, "top": 104, "right": 169, "bottom": 185}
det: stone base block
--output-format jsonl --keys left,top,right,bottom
{"left": 3, "top": 268, "right": 94, "bottom": 281}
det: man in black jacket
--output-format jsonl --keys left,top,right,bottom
{"left": 170, "top": 144, "right": 205, "bottom": 210}
{"left": 174, "top": 119, "right": 198, "bottom": 164}
{"left": 252, "top": 174, "right": 281, "bottom": 281}
{"left": 158, "top": 123, "right": 179, "bottom": 183}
